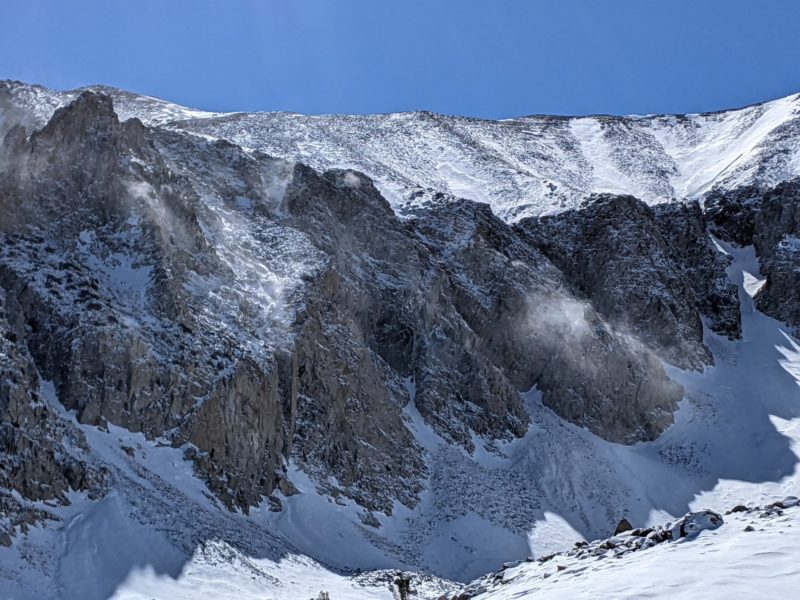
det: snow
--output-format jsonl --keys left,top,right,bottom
{"left": 342, "top": 171, "right": 363, "bottom": 188}
{"left": 7, "top": 80, "right": 800, "bottom": 221}
{"left": 472, "top": 507, "right": 800, "bottom": 599}
{"left": 171, "top": 92, "right": 800, "bottom": 220}
{"left": 650, "top": 95, "right": 799, "bottom": 199}
{"left": 433, "top": 145, "right": 492, "bottom": 205}
{"left": 0, "top": 378, "right": 421, "bottom": 600}
{"left": 668, "top": 240, "right": 800, "bottom": 508}
{"left": 528, "top": 512, "right": 582, "bottom": 556}
{"left": 58, "top": 494, "right": 185, "bottom": 600}
{"left": 570, "top": 118, "right": 636, "bottom": 196}
{"left": 111, "top": 546, "right": 398, "bottom": 600}
{"left": 402, "top": 378, "right": 443, "bottom": 454}
{"left": 778, "top": 234, "right": 800, "bottom": 253}
{"left": 250, "top": 466, "right": 399, "bottom": 574}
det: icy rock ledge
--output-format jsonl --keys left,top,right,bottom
{"left": 537, "top": 510, "right": 723, "bottom": 565}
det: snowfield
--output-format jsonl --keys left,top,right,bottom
{"left": 4, "top": 81, "right": 800, "bottom": 221}
{"left": 468, "top": 503, "right": 800, "bottom": 600}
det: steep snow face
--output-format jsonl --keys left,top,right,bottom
{"left": 168, "top": 96, "right": 800, "bottom": 221}
{"left": 0, "top": 82, "right": 221, "bottom": 128}
{"left": 646, "top": 95, "right": 800, "bottom": 199}
{"left": 4, "top": 81, "right": 800, "bottom": 221}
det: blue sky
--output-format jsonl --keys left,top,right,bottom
{"left": 2, "top": 0, "right": 800, "bottom": 118}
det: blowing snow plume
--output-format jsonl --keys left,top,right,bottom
{"left": 521, "top": 288, "right": 683, "bottom": 444}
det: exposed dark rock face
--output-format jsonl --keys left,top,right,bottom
{"left": 517, "top": 194, "right": 740, "bottom": 369}
{"left": 0, "top": 90, "right": 722, "bottom": 527}
{"left": 0, "top": 92, "right": 298, "bottom": 511}
{"left": 706, "top": 180, "right": 800, "bottom": 334}
{"left": 614, "top": 518, "right": 633, "bottom": 535}
{"left": 0, "top": 286, "right": 107, "bottom": 544}
{"left": 410, "top": 199, "right": 681, "bottom": 444}
{"left": 653, "top": 201, "right": 742, "bottom": 340}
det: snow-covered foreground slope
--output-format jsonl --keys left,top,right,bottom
{"left": 0, "top": 386, "right": 458, "bottom": 599}
{"left": 468, "top": 503, "right": 800, "bottom": 600}
{"left": 3, "top": 81, "right": 800, "bottom": 220}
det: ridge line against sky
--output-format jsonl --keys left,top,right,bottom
{"left": 2, "top": 0, "right": 800, "bottom": 120}
{"left": 13, "top": 80, "right": 800, "bottom": 123}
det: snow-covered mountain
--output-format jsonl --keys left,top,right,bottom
{"left": 177, "top": 93, "right": 800, "bottom": 221}
{"left": 1, "top": 80, "right": 800, "bottom": 599}
{"left": 4, "top": 80, "right": 800, "bottom": 220}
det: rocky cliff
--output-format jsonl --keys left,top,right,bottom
{"left": 0, "top": 88, "right": 699, "bottom": 527}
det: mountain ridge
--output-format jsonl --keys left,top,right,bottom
{"left": 8, "top": 78, "right": 800, "bottom": 121}
{"left": 5, "top": 80, "right": 800, "bottom": 221}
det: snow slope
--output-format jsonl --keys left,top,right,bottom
{"left": 4, "top": 81, "right": 800, "bottom": 220}
{"left": 469, "top": 505, "right": 800, "bottom": 600}
{"left": 157, "top": 93, "right": 800, "bottom": 220}
{"left": 1, "top": 382, "right": 456, "bottom": 600}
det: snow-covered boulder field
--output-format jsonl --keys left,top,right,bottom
{"left": 450, "top": 498, "right": 799, "bottom": 600}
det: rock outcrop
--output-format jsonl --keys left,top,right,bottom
{"left": 0, "top": 286, "right": 106, "bottom": 543}
{"left": 450, "top": 508, "right": 733, "bottom": 599}
{"left": 517, "top": 194, "right": 740, "bottom": 370}
{"left": 410, "top": 198, "right": 682, "bottom": 444}
{"left": 706, "top": 180, "right": 800, "bottom": 334}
